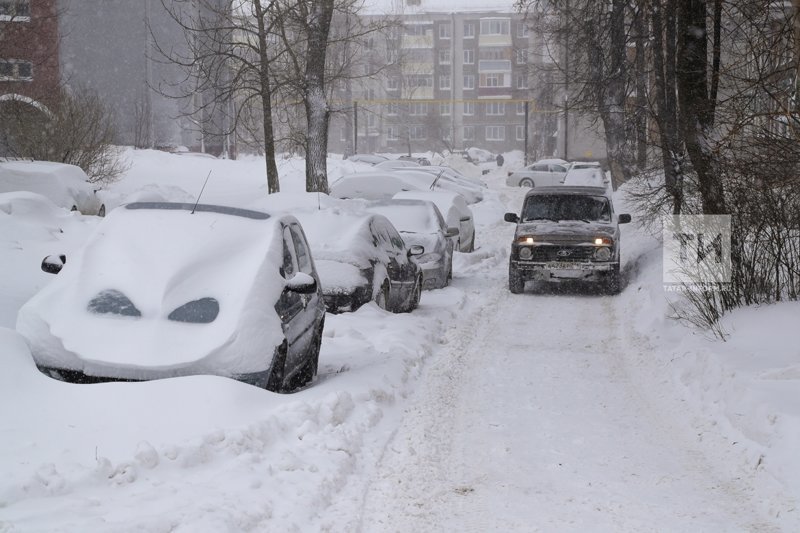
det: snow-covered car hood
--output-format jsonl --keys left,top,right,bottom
{"left": 16, "top": 203, "right": 286, "bottom": 378}
{"left": 515, "top": 220, "right": 617, "bottom": 243}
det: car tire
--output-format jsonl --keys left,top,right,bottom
{"left": 519, "top": 178, "right": 534, "bottom": 188}
{"left": 97, "top": 204, "right": 106, "bottom": 217}
{"left": 509, "top": 263, "right": 524, "bottom": 294}
{"left": 605, "top": 265, "right": 621, "bottom": 295}
{"left": 467, "top": 234, "right": 475, "bottom": 253}
{"left": 375, "top": 280, "right": 390, "bottom": 310}
{"left": 402, "top": 276, "right": 422, "bottom": 313}
{"left": 266, "top": 339, "right": 288, "bottom": 393}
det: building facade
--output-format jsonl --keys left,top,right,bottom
{"left": 0, "top": 0, "right": 59, "bottom": 111}
{"left": 330, "top": 8, "right": 550, "bottom": 157}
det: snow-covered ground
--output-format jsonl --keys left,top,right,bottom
{"left": 0, "top": 149, "right": 798, "bottom": 531}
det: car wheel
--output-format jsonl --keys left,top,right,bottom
{"left": 266, "top": 339, "right": 288, "bottom": 393}
{"left": 98, "top": 204, "right": 106, "bottom": 217}
{"left": 445, "top": 260, "right": 453, "bottom": 287}
{"left": 509, "top": 263, "right": 524, "bottom": 294}
{"left": 375, "top": 280, "right": 390, "bottom": 310}
{"left": 605, "top": 265, "right": 621, "bottom": 295}
{"left": 403, "top": 276, "right": 422, "bottom": 313}
{"left": 467, "top": 234, "right": 475, "bottom": 253}
{"left": 519, "top": 178, "right": 534, "bottom": 188}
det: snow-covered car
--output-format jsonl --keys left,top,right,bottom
{"left": 398, "top": 155, "right": 431, "bottom": 166}
{"left": 506, "top": 158, "right": 570, "bottom": 188}
{"left": 393, "top": 190, "right": 475, "bottom": 252}
{"left": 346, "top": 154, "right": 388, "bottom": 165}
{"left": 294, "top": 209, "right": 424, "bottom": 314}
{"left": 465, "top": 147, "right": 495, "bottom": 163}
{"left": 374, "top": 160, "right": 421, "bottom": 170}
{"left": 96, "top": 183, "right": 195, "bottom": 215}
{"left": 0, "top": 160, "right": 105, "bottom": 216}
{"left": 503, "top": 186, "right": 631, "bottom": 293}
{"left": 368, "top": 199, "right": 456, "bottom": 290}
{"left": 16, "top": 202, "right": 327, "bottom": 392}
{"left": 392, "top": 169, "right": 484, "bottom": 204}
{"left": 329, "top": 172, "right": 429, "bottom": 201}
{"left": 409, "top": 166, "right": 486, "bottom": 202}
{"left": 562, "top": 167, "right": 608, "bottom": 188}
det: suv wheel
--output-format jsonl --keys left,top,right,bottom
{"left": 509, "top": 263, "right": 524, "bottom": 294}
{"left": 605, "top": 265, "right": 621, "bottom": 294}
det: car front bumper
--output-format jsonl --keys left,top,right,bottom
{"left": 511, "top": 259, "right": 617, "bottom": 281}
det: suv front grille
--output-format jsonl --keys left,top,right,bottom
{"left": 526, "top": 246, "right": 595, "bottom": 262}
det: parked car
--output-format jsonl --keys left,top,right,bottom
{"left": 398, "top": 154, "right": 431, "bottom": 165}
{"left": 16, "top": 202, "right": 327, "bottom": 393}
{"left": 393, "top": 190, "right": 475, "bottom": 252}
{"left": 329, "top": 172, "right": 427, "bottom": 201}
{"left": 411, "top": 165, "right": 487, "bottom": 200}
{"left": 506, "top": 158, "right": 570, "bottom": 188}
{"left": 368, "top": 199, "right": 457, "bottom": 290}
{"left": 503, "top": 186, "right": 631, "bottom": 293}
{"left": 294, "top": 209, "right": 424, "bottom": 314}
{"left": 0, "top": 160, "right": 105, "bottom": 216}
{"left": 346, "top": 154, "right": 389, "bottom": 165}
{"left": 374, "top": 160, "right": 421, "bottom": 171}
{"left": 562, "top": 167, "right": 608, "bottom": 188}
{"left": 392, "top": 169, "right": 484, "bottom": 204}
{"left": 465, "top": 147, "right": 495, "bottom": 163}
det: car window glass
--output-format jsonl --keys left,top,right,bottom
{"left": 532, "top": 164, "right": 547, "bottom": 171}
{"left": 282, "top": 226, "right": 297, "bottom": 278}
{"left": 289, "top": 224, "right": 313, "bottom": 274}
{"left": 551, "top": 165, "right": 567, "bottom": 173}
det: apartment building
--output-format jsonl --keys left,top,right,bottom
{"left": 0, "top": 0, "right": 59, "bottom": 110}
{"left": 331, "top": 6, "right": 546, "bottom": 155}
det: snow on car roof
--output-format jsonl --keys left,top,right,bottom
{"left": 0, "top": 160, "right": 94, "bottom": 210}
{"left": 368, "top": 199, "right": 440, "bottom": 235}
{"left": 17, "top": 202, "right": 286, "bottom": 374}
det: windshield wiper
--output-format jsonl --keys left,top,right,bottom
{"left": 526, "top": 216, "right": 560, "bottom": 223}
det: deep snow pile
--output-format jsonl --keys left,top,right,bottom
{"left": 0, "top": 149, "right": 798, "bottom": 530}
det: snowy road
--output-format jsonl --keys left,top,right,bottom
{"left": 351, "top": 192, "right": 780, "bottom": 532}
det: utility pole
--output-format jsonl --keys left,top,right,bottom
{"left": 563, "top": 0, "right": 569, "bottom": 160}
{"left": 524, "top": 100, "right": 529, "bottom": 165}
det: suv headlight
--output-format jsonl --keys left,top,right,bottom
{"left": 594, "top": 247, "right": 612, "bottom": 261}
{"left": 519, "top": 247, "right": 533, "bottom": 260}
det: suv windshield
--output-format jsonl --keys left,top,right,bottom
{"left": 522, "top": 195, "right": 611, "bottom": 223}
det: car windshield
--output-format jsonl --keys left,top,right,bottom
{"left": 522, "top": 195, "right": 611, "bottom": 223}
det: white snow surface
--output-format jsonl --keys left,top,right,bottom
{"left": 0, "top": 148, "right": 798, "bottom": 531}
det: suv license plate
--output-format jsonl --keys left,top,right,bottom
{"left": 546, "top": 262, "right": 593, "bottom": 270}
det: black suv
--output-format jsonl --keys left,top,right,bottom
{"left": 504, "top": 186, "right": 631, "bottom": 293}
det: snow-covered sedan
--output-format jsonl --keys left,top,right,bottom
{"left": 368, "top": 199, "right": 457, "bottom": 290}
{"left": 16, "top": 202, "right": 326, "bottom": 392}
{"left": 504, "top": 186, "right": 631, "bottom": 293}
{"left": 393, "top": 190, "right": 475, "bottom": 252}
{"left": 0, "top": 160, "right": 105, "bottom": 215}
{"left": 506, "top": 158, "right": 570, "bottom": 188}
{"left": 292, "top": 210, "right": 424, "bottom": 314}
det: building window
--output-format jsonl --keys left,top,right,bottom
{"left": 515, "top": 49, "right": 528, "bottom": 65}
{"left": 516, "top": 74, "right": 528, "bottom": 89}
{"left": 440, "top": 102, "right": 451, "bottom": 116}
{"left": 463, "top": 49, "right": 474, "bottom": 64}
{"left": 463, "top": 23, "right": 475, "bottom": 38}
{"left": 0, "top": 60, "right": 33, "bottom": 81}
{"left": 516, "top": 102, "right": 527, "bottom": 115}
{"left": 463, "top": 101, "right": 475, "bottom": 116}
{"left": 439, "top": 49, "right": 451, "bottom": 65}
{"left": 439, "top": 24, "right": 451, "bottom": 39}
{"left": 0, "top": 1, "right": 30, "bottom": 20}
{"left": 367, "top": 113, "right": 377, "bottom": 128}
{"left": 387, "top": 126, "right": 399, "bottom": 140}
{"left": 480, "top": 73, "right": 503, "bottom": 87}
{"left": 463, "top": 74, "right": 475, "bottom": 89}
{"left": 410, "top": 102, "right": 429, "bottom": 115}
{"left": 387, "top": 77, "right": 399, "bottom": 90}
{"left": 486, "top": 125, "right": 505, "bottom": 141}
{"left": 516, "top": 23, "right": 529, "bottom": 38}
{"left": 387, "top": 103, "right": 399, "bottom": 116}
{"left": 480, "top": 19, "right": 510, "bottom": 36}
{"left": 439, "top": 75, "right": 451, "bottom": 90}
{"left": 405, "top": 24, "right": 430, "bottom": 37}
{"left": 516, "top": 125, "right": 526, "bottom": 141}
{"left": 485, "top": 102, "right": 505, "bottom": 116}
{"left": 406, "top": 75, "right": 433, "bottom": 88}
{"left": 464, "top": 125, "right": 475, "bottom": 141}
{"left": 410, "top": 125, "right": 426, "bottom": 140}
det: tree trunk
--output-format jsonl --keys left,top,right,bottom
{"left": 634, "top": 4, "right": 648, "bottom": 171}
{"left": 599, "top": 0, "right": 630, "bottom": 189}
{"left": 676, "top": 0, "right": 726, "bottom": 214}
{"left": 304, "top": 0, "right": 335, "bottom": 193}
{"left": 254, "top": 0, "right": 280, "bottom": 194}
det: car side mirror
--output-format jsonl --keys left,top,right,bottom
{"left": 504, "top": 213, "right": 519, "bottom": 223}
{"left": 618, "top": 214, "right": 631, "bottom": 224}
{"left": 408, "top": 245, "right": 424, "bottom": 256}
{"left": 446, "top": 227, "right": 459, "bottom": 237}
{"left": 41, "top": 254, "right": 66, "bottom": 275}
{"left": 285, "top": 272, "right": 317, "bottom": 294}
